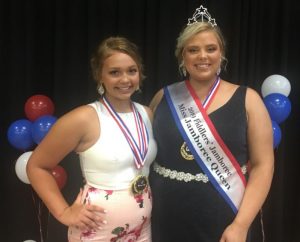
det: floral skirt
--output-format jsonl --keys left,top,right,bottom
{"left": 68, "top": 184, "right": 152, "bottom": 242}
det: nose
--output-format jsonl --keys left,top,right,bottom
{"left": 120, "top": 73, "right": 130, "bottom": 83}
{"left": 198, "top": 50, "right": 207, "bottom": 59}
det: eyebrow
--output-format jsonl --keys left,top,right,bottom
{"left": 108, "top": 65, "right": 138, "bottom": 69}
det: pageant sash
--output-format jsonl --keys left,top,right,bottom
{"left": 102, "top": 97, "right": 149, "bottom": 169}
{"left": 164, "top": 80, "right": 246, "bottom": 213}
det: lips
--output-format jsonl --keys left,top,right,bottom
{"left": 115, "top": 86, "right": 134, "bottom": 93}
{"left": 195, "top": 64, "right": 211, "bottom": 70}
{"left": 195, "top": 63, "right": 210, "bottom": 68}
{"left": 117, "top": 86, "right": 131, "bottom": 90}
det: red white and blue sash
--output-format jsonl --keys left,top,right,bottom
{"left": 164, "top": 79, "right": 246, "bottom": 213}
{"left": 102, "top": 97, "right": 149, "bottom": 169}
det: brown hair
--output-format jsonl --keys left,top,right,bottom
{"left": 90, "top": 36, "right": 145, "bottom": 85}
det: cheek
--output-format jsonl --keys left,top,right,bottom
{"left": 133, "top": 73, "right": 140, "bottom": 83}
{"left": 212, "top": 53, "right": 222, "bottom": 62}
{"left": 134, "top": 78, "right": 140, "bottom": 86}
{"left": 183, "top": 56, "right": 194, "bottom": 66}
{"left": 185, "top": 59, "right": 196, "bottom": 72}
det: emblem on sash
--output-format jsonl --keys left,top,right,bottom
{"left": 131, "top": 175, "right": 148, "bottom": 195}
{"left": 180, "top": 142, "right": 194, "bottom": 160}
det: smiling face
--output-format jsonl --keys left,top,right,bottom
{"left": 100, "top": 51, "right": 140, "bottom": 103}
{"left": 183, "top": 30, "right": 222, "bottom": 83}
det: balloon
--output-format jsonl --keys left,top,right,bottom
{"left": 272, "top": 120, "right": 282, "bottom": 148}
{"left": 7, "top": 119, "right": 35, "bottom": 150}
{"left": 31, "top": 115, "right": 57, "bottom": 144}
{"left": 15, "top": 151, "right": 33, "bottom": 184}
{"left": 263, "top": 93, "right": 291, "bottom": 124}
{"left": 24, "top": 94, "right": 55, "bottom": 121}
{"left": 52, "top": 165, "right": 67, "bottom": 190}
{"left": 261, "top": 74, "right": 291, "bottom": 97}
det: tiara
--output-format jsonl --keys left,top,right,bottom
{"left": 187, "top": 5, "right": 217, "bottom": 27}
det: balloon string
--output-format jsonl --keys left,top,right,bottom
{"left": 31, "top": 188, "right": 45, "bottom": 242}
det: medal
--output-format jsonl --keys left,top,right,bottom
{"left": 131, "top": 175, "right": 148, "bottom": 195}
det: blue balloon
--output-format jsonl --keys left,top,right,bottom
{"left": 272, "top": 120, "right": 282, "bottom": 148}
{"left": 31, "top": 115, "right": 57, "bottom": 144}
{"left": 263, "top": 93, "right": 291, "bottom": 124}
{"left": 7, "top": 119, "right": 34, "bottom": 150}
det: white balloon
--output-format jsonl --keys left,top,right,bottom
{"left": 261, "top": 74, "right": 291, "bottom": 97}
{"left": 15, "top": 151, "right": 33, "bottom": 184}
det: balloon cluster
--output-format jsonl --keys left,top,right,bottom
{"left": 7, "top": 94, "right": 67, "bottom": 189}
{"left": 261, "top": 74, "right": 291, "bottom": 149}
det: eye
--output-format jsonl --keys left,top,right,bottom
{"left": 128, "top": 68, "right": 138, "bottom": 75}
{"left": 109, "top": 70, "right": 120, "bottom": 76}
{"left": 207, "top": 45, "right": 218, "bottom": 53}
{"left": 187, "top": 47, "right": 199, "bottom": 54}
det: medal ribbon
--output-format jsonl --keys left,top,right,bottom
{"left": 202, "top": 77, "right": 220, "bottom": 109}
{"left": 102, "top": 97, "right": 149, "bottom": 169}
{"left": 164, "top": 78, "right": 246, "bottom": 213}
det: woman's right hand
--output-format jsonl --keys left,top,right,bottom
{"left": 59, "top": 189, "right": 107, "bottom": 231}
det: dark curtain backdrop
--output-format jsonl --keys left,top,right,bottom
{"left": 1, "top": 0, "right": 299, "bottom": 241}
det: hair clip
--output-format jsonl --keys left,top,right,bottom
{"left": 187, "top": 5, "right": 217, "bottom": 27}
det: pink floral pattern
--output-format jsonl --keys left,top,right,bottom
{"left": 105, "top": 190, "right": 113, "bottom": 200}
{"left": 83, "top": 187, "right": 99, "bottom": 205}
{"left": 77, "top": 186, "right": 149, "bottom": 241}
{"left": 133, "top": 187, "right": 150, "bottom": 208}
{"left": 80, "top": 187, "right": 104, "bottom": 240}
{"left": 80, "top": 229, "right": 97, "bottom": 240}
{"left": 110, "top": 216, "right": 147, "bottom": 242}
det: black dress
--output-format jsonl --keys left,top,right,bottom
{"left": 149, "top": 85, "right": 251, "bottom": 242}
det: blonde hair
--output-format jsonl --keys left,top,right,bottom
{"left": 90, "top": 36, "right": 145, "bottom": 85}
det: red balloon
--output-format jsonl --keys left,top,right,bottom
{"left": 24, "top": 94, "right": 55, "bottom": 121}
{"left": 51, "top": 165, "right": 67, "bottom": 190}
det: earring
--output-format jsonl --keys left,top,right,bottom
{"left": 181, "top": 67, "right": 187, "bottom": 77}
{"left": 97, "top": 83, "right": 105, "bottom": 95}
{"left": 217, "top": 57, "right": 223, "bottom": 76}
{"left": 136, "top": 86, "right": 141, "bottom": 93}
{"left": 216, "top": 66, "right": 221, "bottom": 76}
{"left": 180, "top": 61, "right": 187, "bottom": 77}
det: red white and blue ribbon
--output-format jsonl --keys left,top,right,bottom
{"left": 164, "top": 78, "right": 246, "bottom": 213}
{"left": 202, "top": 77, "right": 220, "bottom": 109}
{"left": 102, "top": 97, "right": 149, "bottom": 169}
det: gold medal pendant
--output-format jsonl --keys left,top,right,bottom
{"left": 180, "top": 142, "right": 194, "bottom": 160}
{"left": 131, "top": 175, "right": 148, "bottom": 195}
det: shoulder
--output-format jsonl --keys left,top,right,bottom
{"left": 134, "top": 102, "right": 154, "bottom": 123}
{"left": 33, "top": 103, "right": 100, "bottom": 153}
{"left": 60, "top": 104, "right": 97, "bottom": 123}
{"left": 243, "top": 87, "right": 272, "bottom": 127}
{"left": 220, "top": 80, "right": 239, "bottom": 91}
{"left": 53, "top": 104, "right": 98, "bottom": 134}
{"left": 149, "top": 88, "right": 164, "bottom": 113}
{"left": 220, "top": 82, "right": 264, "bottom": 109}
{"left": 143, "top": 105, "right": 154, "bottom": 123}
{"left": 245, "top": 87, "right": 264, "bottom": 107}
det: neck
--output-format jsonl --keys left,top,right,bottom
{"left": 102, "top": 95, "right": 132, "bottom": 113}
{"left": 189, "top": 76, "right": 220, "bottom": 101}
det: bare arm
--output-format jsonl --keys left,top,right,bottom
{"left": 26, "top": 106, "right": 106, "bottom": 230}
{"left": 149, "top": 89, "right": 164, "bottom": 113}
{"left": 221, "top": 88, "right": 274, "bottom": 241}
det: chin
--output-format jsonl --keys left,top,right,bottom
{"left": 118, "top": 93, "right": 134, "bottom": 100}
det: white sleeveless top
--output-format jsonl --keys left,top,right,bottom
{"left": 78, "top": 101, "right": 157, "bottom": 190}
